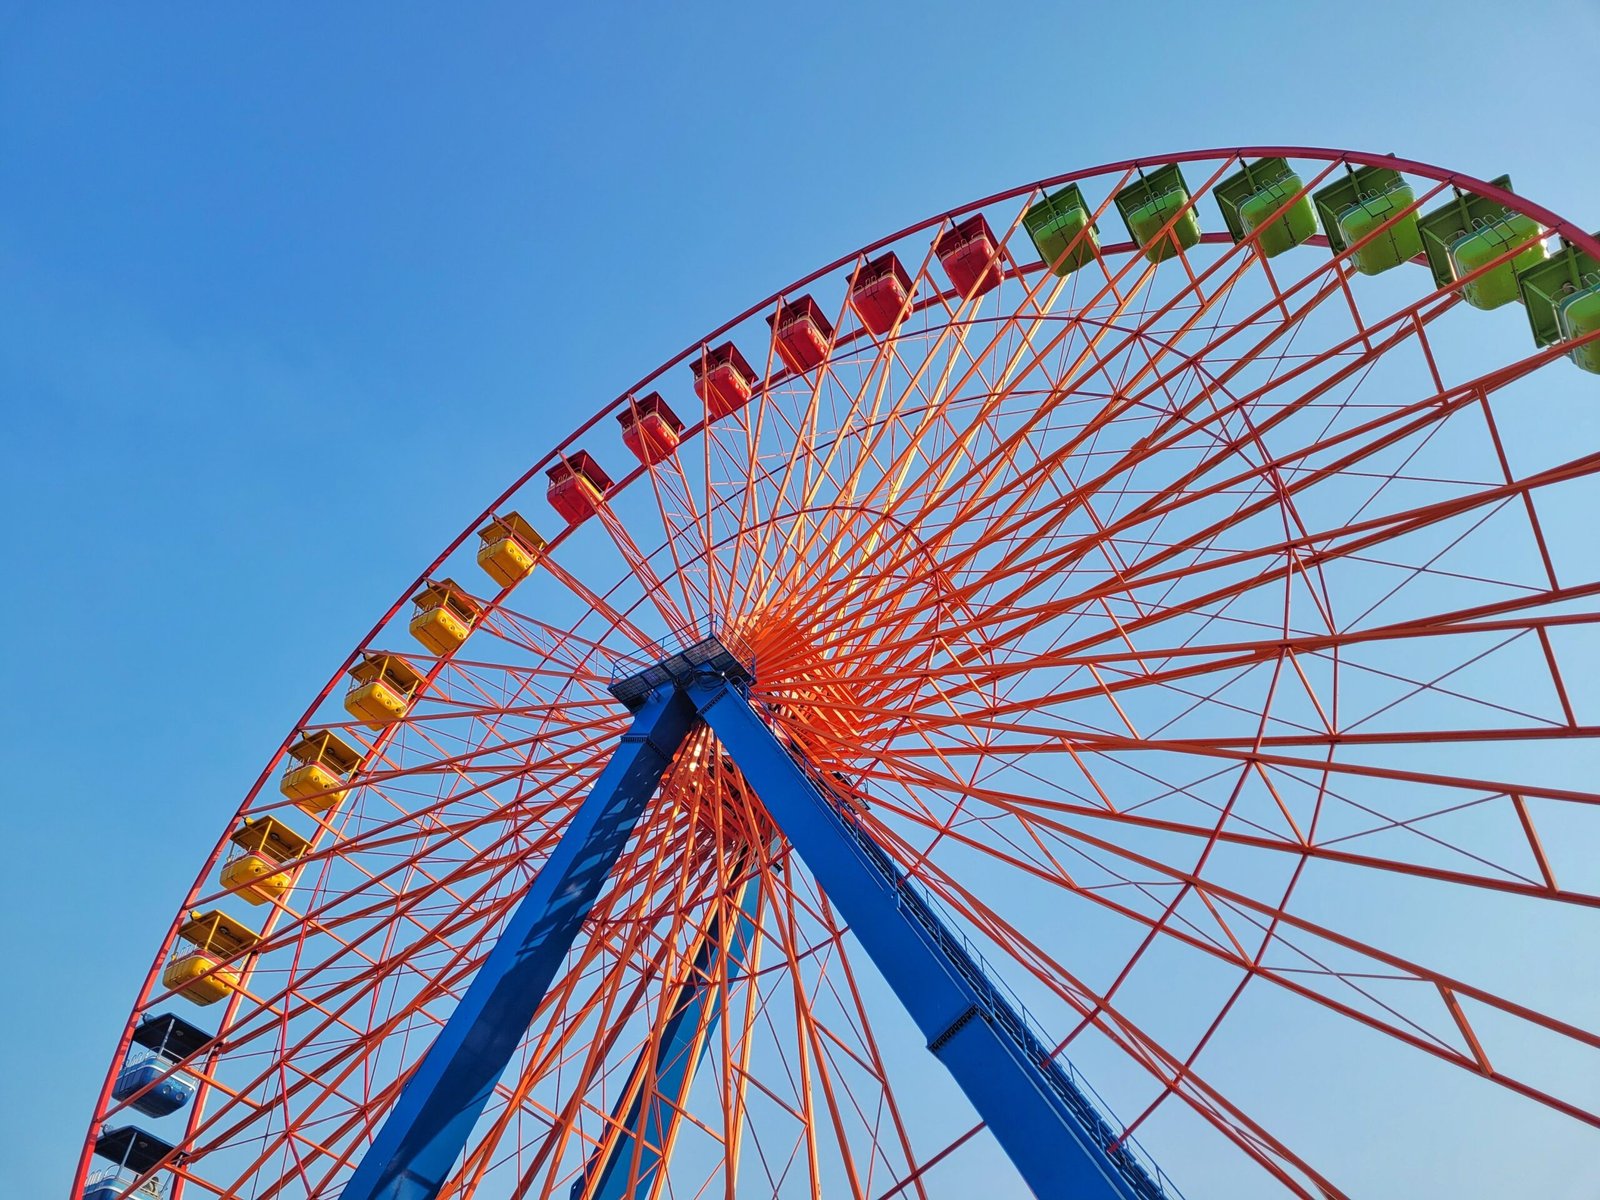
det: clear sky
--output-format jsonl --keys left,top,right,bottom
{"left": 4, "top": 2, "right": 1599, "bottom": 1197}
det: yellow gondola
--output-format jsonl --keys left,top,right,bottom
{"left": 220, "top": 816, "right": 310, "bottom": 905}
{"left": 343, "top": 653, "right": 424, "bottom": 729}
{"left": 161, "top": 910, "right": 257, "bottom": 1006}
{"left": 279, "top": 729, "right": 364, "bottom": 813}
{"left": 408, "top": 578, "right": 481, "bottom": 656}
{"left": 477, "top": 511, "right": 547, "bottom": 589}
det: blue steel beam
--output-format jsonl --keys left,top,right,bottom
{"left": 340, "top": 683, "right": 699, "bottom": 1200}
{"left": 346, "top": 637, "right": 1173, "bottom": 1200}
{"left": 691, "top": 680, "right": 1167, "bottom": 1200}
{"left": 571, "top": 865, "right": 762, "bottom": 1200}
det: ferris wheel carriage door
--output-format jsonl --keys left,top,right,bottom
{"left": 1557, "top": 281, "right": 1600, "bottom": 373}
{"left": 616, "top": 391, "right": 684, "bottom": 465}
{"left": 849, "top": 252, "right": 914, "bottom": 335}
{"left": 221, "top": 815, "right": 309, "bottom": 905}
{"left": 343, "top": 653, "right": 425, "bottom": 729}
{"left": 1519, "top": 235, "right": 1600, "bottom": 374}
{"left": 1214, "top": 157, "right": 1318, "bottom": 258}
{"left": 1449, "top": 214, "right": 1547, "bottom": 310}
{"left": 408, "top": 577, "right": 482, "bottom": 655}
{"left": 1115, "top": 163, "right": 1202, "bottom": 264}
{"left": 1313, "top": 163, "right": 1424, "bottom": 276}
{"left": 691, "top": 341, "right": 758, "bottom": 420}
{"left": 767, "top": 294, "right": 834, "bottom": 374}
{"left": 1415, "top": 174, "right": 1549, "bottom": 310}
{"left": 1023, "top": 183, "right": 1099, "bottom": 277}
{"left": 280, "top": 729, "right": 364, "bottom": 812}
{"left": 476, "top": 511, "right": 547, "bottom": 589}
{"left": 112, "top": 1012, "right": 208, "bottom": 1118}
{"left": 935, "top": 214, "right": 1003, "bottom": 298}
{"left": 1337, "top": 188, "right": 1424, "bottom": 275}
{"left": 546, "top": 450, "right": 614, "bottom": 524}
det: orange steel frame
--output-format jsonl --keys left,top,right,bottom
{"left": 77, "top": 148, "right": 1600, "bottom": 1200}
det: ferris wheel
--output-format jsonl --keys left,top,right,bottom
{"left": 76, "top": 147, "right": 1600, "bottom": 1200}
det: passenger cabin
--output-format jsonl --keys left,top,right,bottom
{"left": 546, "top": 450, "right": 614, "bottom": 524}
{"left": 344, "top": 653, "right": 425, "bottom": 729}
{"left": 1416, "top": 176, "right": 1548, "bottom": 311}
{"left": 409, "top": 578, "right": 481, "bottom": 656}
{"left": 617, "top": 392, "right": 684, "bottom": 466}
{"left": 692, "top": 342, "right": 758, "bottom": 420}
{"left": 1023, "top": 184, "right": 1099, "bottom": 277}
{"left": 850, "top": 252, "right": 914, "bottom": 335}
{"left": 112, "top": 1013, "right": 208, "bottom": 1118}
{"left": 935, "top": 214, "right": 1004, "bottom": 299}
{"left": 161, "top": 909, "right": 258, "bottom": 1007}
{"left": 1518, "top": 236, "right": 1600, "bottom": 374}
{"left": 85, "top": 1126, "right": 173, "bottom": 1200}
{"left": 477, "top": 511, "right": 547, "bottom": 589}
{"left": 221, "top": 816, "right": 309, "bottom": 905}
{"left": 1313, "top": 165, "right": 1424, "bottom": 276}
{"left": 1213, "top": 157, "right": 1318, "bottom": 258}
{"left": 1115, "top": 164, "right": 1202, "bottom": 263}
{"left": 766, "top": 295, "right": 834, "bottom": 374}
{"left": 280, "top": 729, "right": 363, "bottom": 813}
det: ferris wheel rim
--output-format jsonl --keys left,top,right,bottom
{"left": 78, "top": 144, "right": 1600, "bottom": 1200}
{"left": 208, "top": 145, "right": 1600, "bottom": 818}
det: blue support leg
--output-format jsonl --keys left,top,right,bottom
{"left": 340, "top": 683, "right": 699, "bottom": 1200}
{"left": 572, "top": 866, "right": 762, "bottom": 1200}
{"left": 347, "top": 629, "right": 1177, "bottom": 1200}
{"left": 691, "top": 680, "right": 1166, "bottom": 1200}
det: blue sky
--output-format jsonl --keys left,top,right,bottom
{"left": 4, "top": 2, "right": 1599, "bottom": 1196}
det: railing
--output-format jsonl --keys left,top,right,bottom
{"left": 608, "top": 626, "right": 756, "bottom": 712}
{"left": 116, "top": 1047, "right": 161, "bottom": 1072}
{"left": 83, "top": 1167, "right": 164, "bottom": 1199}
{"left": 609, "top": 622, "right": 754, "bottom": 684}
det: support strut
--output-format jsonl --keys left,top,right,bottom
{"left": 343, "top": 636, "right": 1172, "bottom": 1200}
{"left": 340, "top": 684, "right": 697, "bottom": 1200}
{"left": 691, "top": 681, "right": 1164, "bottom": 1200}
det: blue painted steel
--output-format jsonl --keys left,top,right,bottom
{"left": 572, "top": 865, "right": 762, "bottom": 1200}
{"left": 346, "top": 636, "right": 1174, "bottom": 1200}
{"left": 340, "top": 683, "right": 699, "bottom": 1200}
{"left": 113, "top": 1055, "right": 196, "bottom": 1117}
{"left": 692, "top": 681, "right": 1166, "bottom": 1200}
{"left": 83, "top": 1182, "right": 143, "bottom": 1200}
